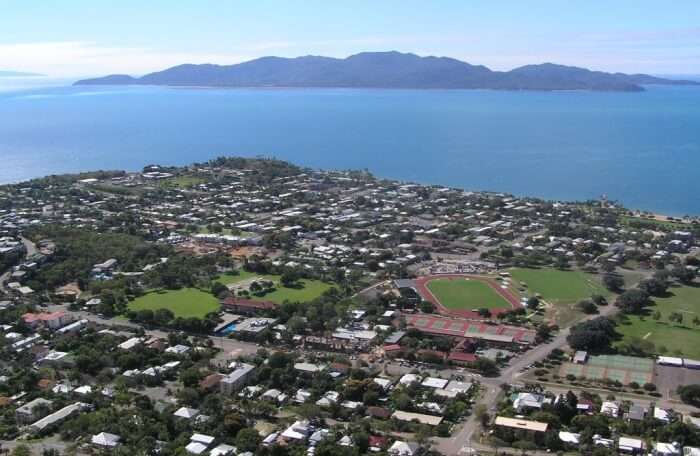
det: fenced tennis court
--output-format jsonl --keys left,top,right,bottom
{"left": 559, "top": 354, "right": 654, "bottom": 385}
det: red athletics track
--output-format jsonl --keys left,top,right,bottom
{"left": 414, "top": 274, "right": 522, "bottom": 319}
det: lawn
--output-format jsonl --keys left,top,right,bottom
{"left": 615, "top": 284, "right": 700, "bottom": 359}
{"left": 158, "top": 175, "right": 206, "bottom": 188}
{"left": 256, "top": 279, "right": 333, "bottom": 304}
{"left": 129, "top": 288, "right": 220, "bottom": 318}
{"left": 426, "top": 278, "right": 511, "bottom": 310}
{"left": 509, "top": 267, "right": 610, "bottom": 304}
{"left": 216, "top": 270, "right": 278, "bottom": 285}
{"left": 620, "top": 215, "right": 689, "bottom": 231}
{"left": 216, "top": 271, "right": 333, "bottom": 304}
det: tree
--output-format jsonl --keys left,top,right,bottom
{"left": 591, "top": 294, "right": 607, "bottom": 306}
{"left": 576, "top": 299, "right": 598, "bottom": 314}
{"left": 211, "top": 281, "right": 228, "bottom": 297}
{"left": 297, "top": 403, "right": 322, "bottom": 421}
{"left": 154, "top": 308, "right": 175, "bottom": 325}
{"left": 235, "top": 428, "right": 262, "bottom": 452}
{"left": 638, "top": 277, "right": 668, "bottom": 297}
{"left": 223, "top": 412, "right": 246, "bottom": 436}
{"left": 615, "top": 289, "right": 650, "bottom": 314}
{"left": 477, "top": 308, "right": 492, "bottom": 318}
{"left": 419, "top": 300, "right": 434, "bottom": 313}
{"left": 671, "top": 265, "right": 696, "bottom": 284}
{"left": 677, "top": 384, "right": 700, "bottom": 406}
{"left": 567, "top": 317, "right": 616, "bottom": 351}
{"left": 526, "top": 296, "right": 540, "bottom": 310}
{"left": 280, "top": 270, "right": 301, "bottom": 288}
{"left": 602, "top": 274, "right": 624, "bottom": 292}
{"left": 180, "top": 367, "right": 203, "bottom": 388}
{"left": 669, "top": 312, "right": 684, "bottom": 325}
{"left": 536, "top": 323, "right": 553, "bottom": 340}
{"left": 474, "top": 404, "right": 490, "bottom": 427}
{"left": 470, "top": 358, "right": 499, "bottom": 376}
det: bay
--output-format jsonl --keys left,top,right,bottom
{"left": 0, "top": 82, "right": 698, "bottom": 215}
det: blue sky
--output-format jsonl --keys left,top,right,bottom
{"left": 1, "top": 0, "right": 699, "bottom": 77}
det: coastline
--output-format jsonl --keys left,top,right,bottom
{"left": 2, "top": 160, "right": 699, "bottom": 222}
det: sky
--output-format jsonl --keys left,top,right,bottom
{"left": 1, "top": 0, "right": 699, "bottom": 78}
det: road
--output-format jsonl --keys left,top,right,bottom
{"left": 20, "top": 236, "right": 37, "bottom": 257}
{"left": 434, "top": 303, "right": 621, "bottom": 455}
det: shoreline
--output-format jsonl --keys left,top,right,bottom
{"left": 2, "top": 160, "right": 699, "bottom": 222}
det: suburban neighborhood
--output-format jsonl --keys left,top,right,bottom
{"left": 0, "top": 157, "right": 699, "bottom": 455}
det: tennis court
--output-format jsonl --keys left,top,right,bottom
{"left": 558, "top": 354, "right": 654, "bottom": 385}
{"left": 588, "top": 354, "right": 654, "bottom": 371}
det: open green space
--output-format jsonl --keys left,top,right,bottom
{"left": 129, "top": 288, "right": 220, "bottom": 318}
{"left": 426, "top": 278, "right": 511, "bottom": 310}
{"left": 509, "top": 267, "right": 609, "bottom": 304}
{"left": 615, "top": 284, "right": 700, "bottom": 359}
{"left": 619, "top": 215, "right": 690, "bottom": 231}
{"left": 158, "top": 175, "right": 206, "bottom": 188}
{"left": 216, "top": 271, "right": 333, "bottom": 304}
{"left": 216, "top": 270, "right": 277, "bottom": 285}
{"left": 255, "top": 279, "right": 333, "bottom": 304}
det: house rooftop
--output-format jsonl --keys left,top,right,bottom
{"left": 494, "top": 416, "right": 548, "bottom": 432}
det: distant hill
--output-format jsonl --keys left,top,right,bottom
{"left": 75, "top": 51, "right": 699, "bottom": 92}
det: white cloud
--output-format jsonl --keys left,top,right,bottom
{"left": 0, "top": 41, "right": 251, "bottom": 77}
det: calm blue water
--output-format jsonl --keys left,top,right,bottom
{"left": 0, "top": 81, "right": 699, "bottom": 215}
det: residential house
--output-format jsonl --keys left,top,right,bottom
{"left": 388, "top": 440, "right": 421, "bottom": 456}
{"left": 600, "top": 401, "right": 620, "bottom": 417}
{"left": 91, "top": 432, "right": 121, "bottom": 448}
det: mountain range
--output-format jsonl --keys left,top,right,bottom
{"left": 75, "top": 51, "right": 699, "bottom": 92}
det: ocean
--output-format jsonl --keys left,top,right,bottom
{"left": 0, "top": 79, "right": 699, "bottom": 215}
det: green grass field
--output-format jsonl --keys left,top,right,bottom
{"left": 216, "top": 270, "right": 277, "bottom": 285}
{"left": 255, "top": 279, "right": 333, "bottom": 304}
{"left": 158, "top": 176, "right": 206, "bottom": 189}
{"left": 426, "top": 278, "right": 511, "bottom": 310}
{"left": 509, "top": 267, "right": 609, "bottom": 304}
{"left": 129, "top": 288, "right": 220, "bottom": 318}
{"left": 615, "top": 284, "right": 700, "bottom": 359}
{"left": 216, "top": 271, "right": 333, "bottom": 304}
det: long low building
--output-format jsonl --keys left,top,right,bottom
{"left": 494, "top": 416, "right": 548, "bottom": 433}
{"left": 391, "top": 410, "right": 443, "bottom": 426}
{"left": 29, "top": 402, "right": 87, "bottom": 433}
{"left": 403, "top": 313, "right": 536, "bottom": 345}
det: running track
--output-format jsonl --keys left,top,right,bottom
{"left": 414, "top": 274, "right": 522, "bottom": 319}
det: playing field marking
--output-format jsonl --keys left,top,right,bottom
{"left": 643, "top": 332, "right": 652, "bottom": 339}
